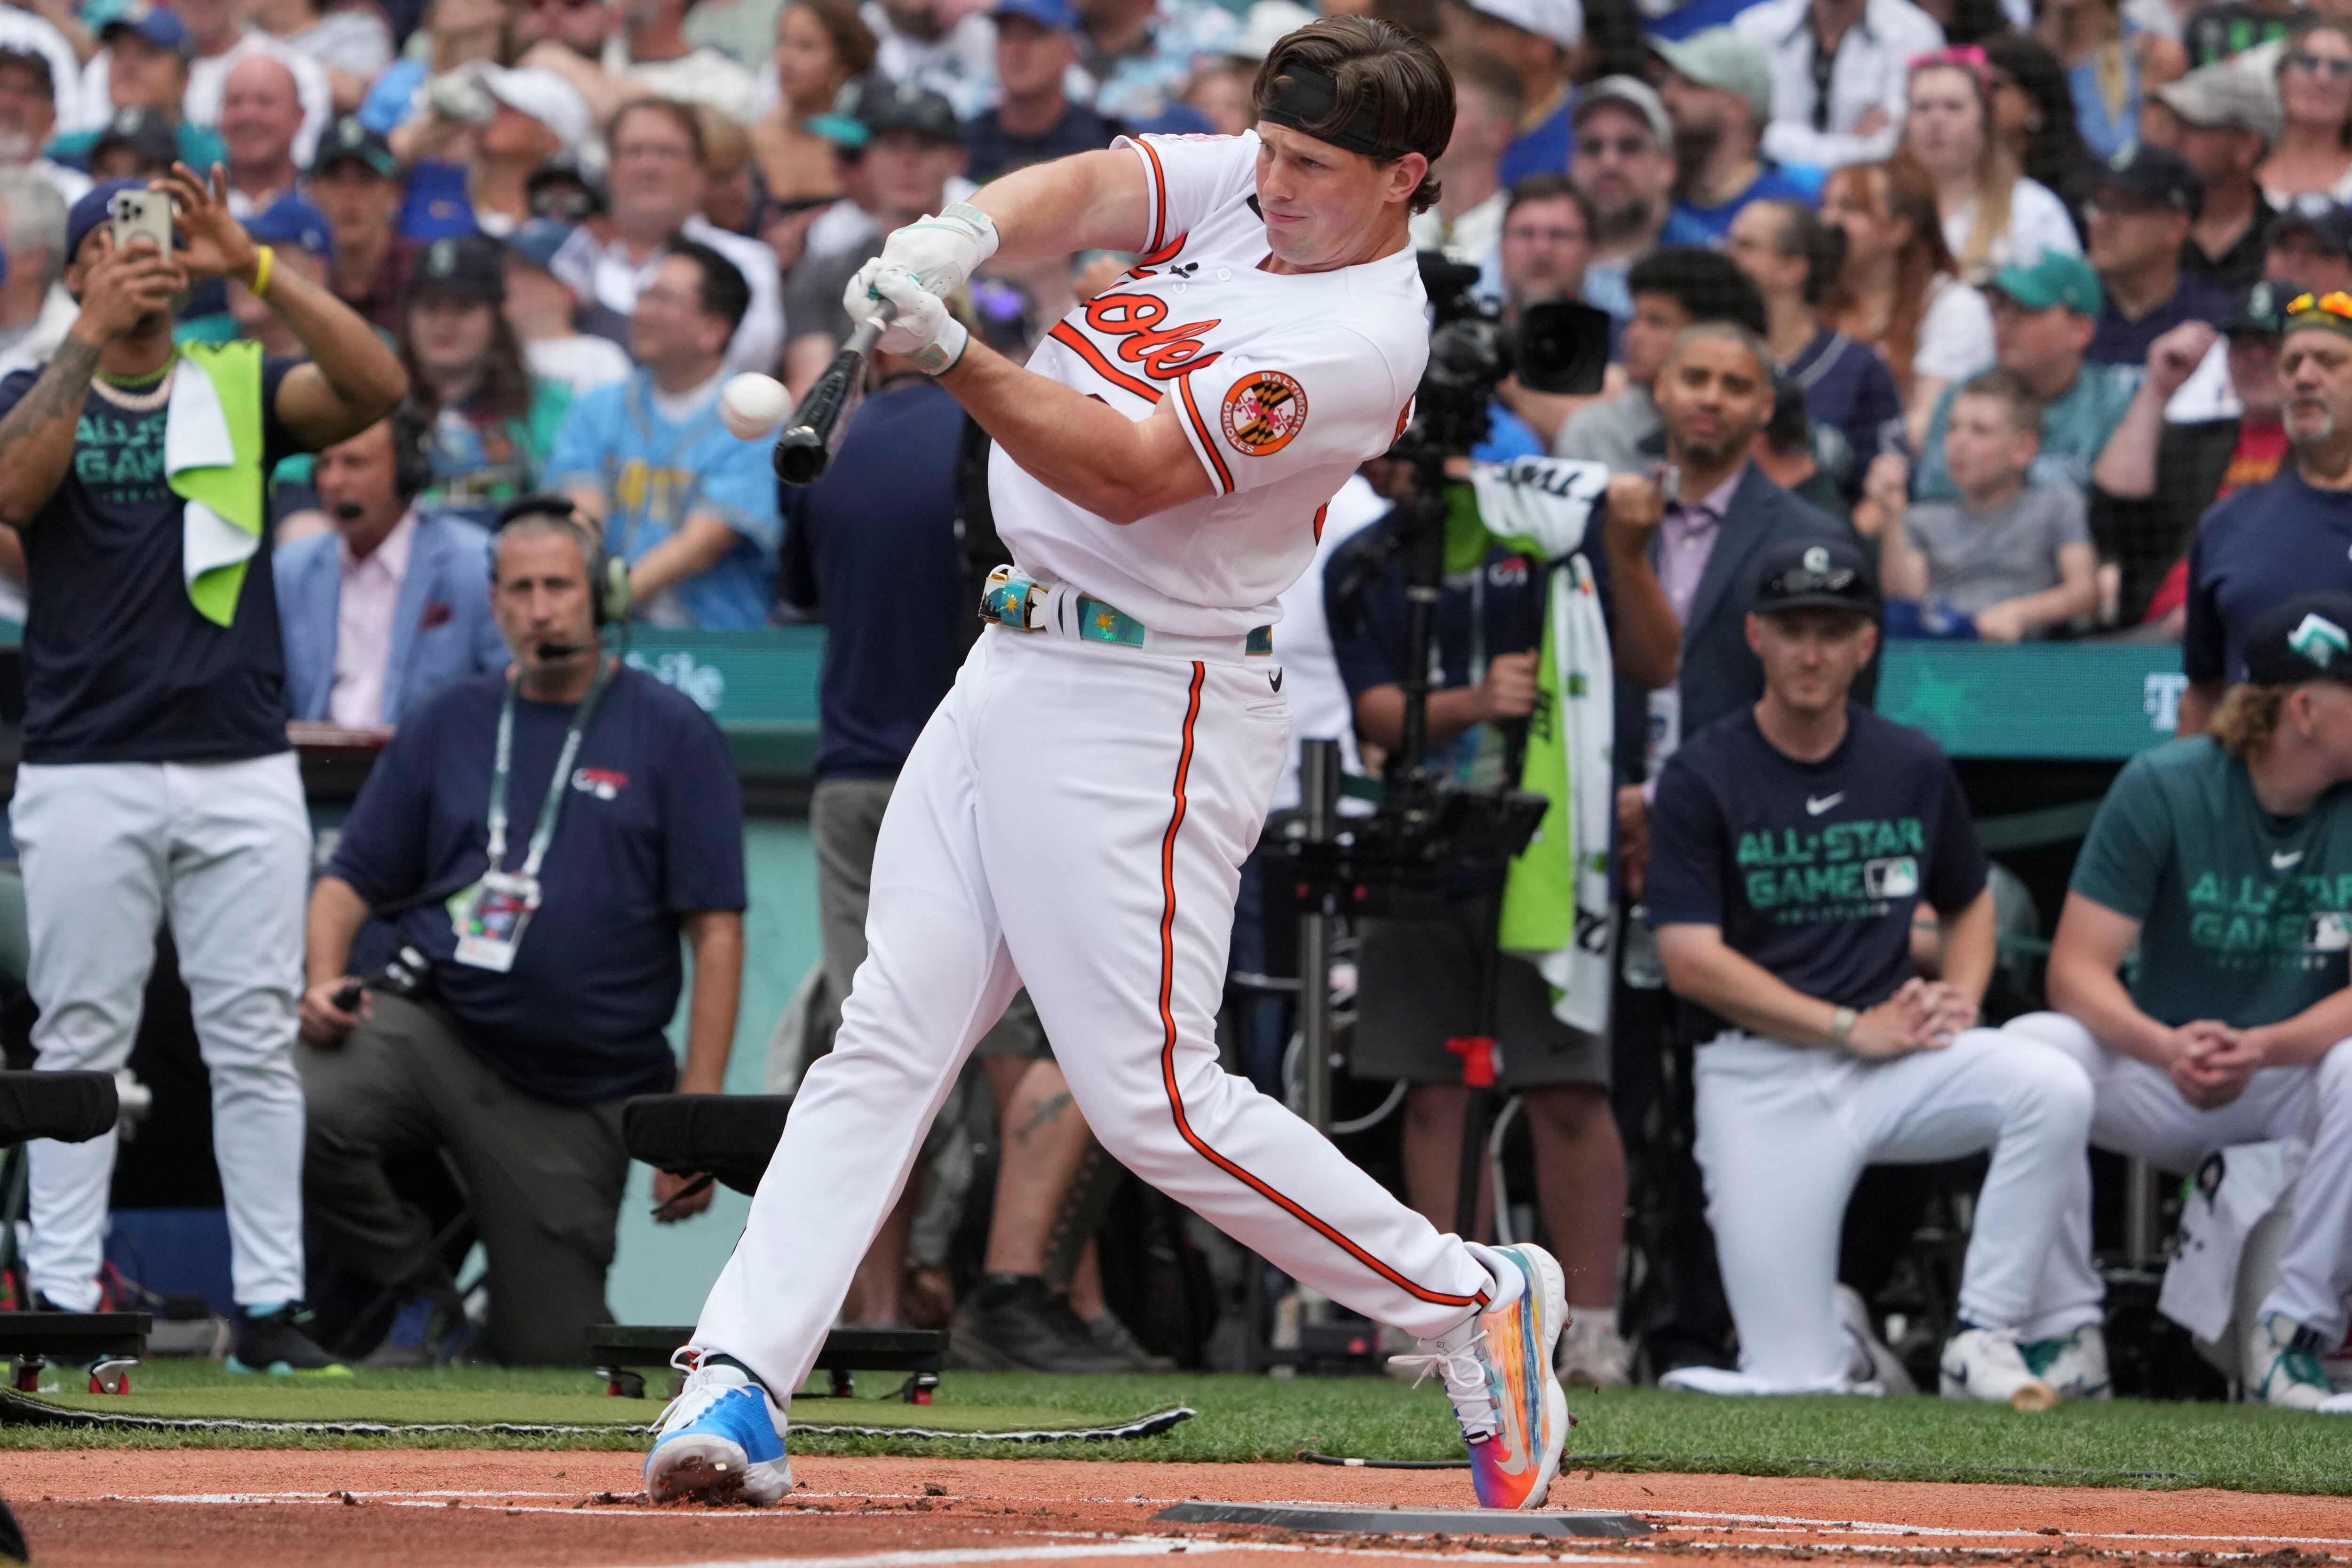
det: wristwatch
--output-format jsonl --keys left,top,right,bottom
{"left": 1829, "top": 1007, "right": 1858, "bottom": 1048}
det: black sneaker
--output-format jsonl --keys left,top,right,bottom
{"left": 360, "top": 1289, "right": 473, "bottom": 1369}
{"left": 946, "top": 1276, "right": 1133, "bottom": 1373}
{"left": 227, "top": 1303, "right": 352, "bottom": 1378}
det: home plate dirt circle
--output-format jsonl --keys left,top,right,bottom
{"left": 8, "top": 1449, "right": 2351, "bottom": 1566}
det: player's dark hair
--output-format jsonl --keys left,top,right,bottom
{"left": 1954, "top": 366, "right": 2045, "bottom": 438}
{"left": 1502, "top": 172, "right": 1594, "bottom": 239}
{"left": 610, "top": 96, "right": 706, "bottom": 166}
{"left": 1254, "top": 16, "right": 1455, "bottom": 215}
{"left": 1626, "top": 246, "right": 1768, "bottom": 337}
{"left": 666, "top": 237, "right": 752, "bottom": 334}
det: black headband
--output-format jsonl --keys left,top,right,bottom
{"left": 1257, "top": 65, "right": 1411, "bottom": 161}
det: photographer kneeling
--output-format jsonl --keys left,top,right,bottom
{"left": 298, "top": 496, "right": 747, "bottom": 1366}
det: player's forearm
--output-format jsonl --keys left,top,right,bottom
{"left": 969, "top": 149, "right": 1149, "bottom": 264}
{"left": 2046, "top": 934, "right": 2174, "bottom": 1067}
{"left": 265, "top": 262, "right": 409, "bottom": 447}
{"left": 2090, "top": 381, "right": 2164, "bottom": 499}
{"left": 628, "top": 514, "right": 740, "bottom": 603}
{"left": 1655, "top": 924, "right": 1847, "bottom": 1048}
{"left": 679, "top": 910, "right": 743, "bottom": 1095}
{"left": 0, "top": 331, "right": 101, "bottom": 529}
{"left": 1877, "top": 523, "right": 1927, "bottom": 600}
{"left": 1354, "top": 685, "right": 1489, "bottom": 753}
{"left": 1936, "top": 888, "right": 1996, "bottom": 1010}
{"left": 2241, "top": 989, "right": 2352, "bottom": 1067}
{"left": 304, "top": 875, "right": 373, "bottom": 988}
{"left": 936, "top": 338, "right": 1207, "bottom": 523}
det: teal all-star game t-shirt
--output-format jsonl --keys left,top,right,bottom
{"left": 2071, "top": 735, "right": 2352, "bottom": 1027}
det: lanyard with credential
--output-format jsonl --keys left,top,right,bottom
{"left": 453, "top": 656, "right": 615, "bottom": 972}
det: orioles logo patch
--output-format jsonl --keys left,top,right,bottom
{"left": 1221, "top": 371, "right": 1308, "bottom": 456}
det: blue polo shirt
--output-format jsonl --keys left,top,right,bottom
{"left": 1669, "top": 165, "right": 1816, "bottom": 245}
{"left": 1499, "top": 98, "right": 1573, "bottom": 187}
{"left": 2184, "top": 466, "right": 2352, "bottom": 686}
{"left": 327, "top": 666, "right": 747, "bottom": 1105}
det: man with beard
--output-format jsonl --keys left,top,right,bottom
{"left": 1652, "top": 28, "right": 1810, "bottom": 247}
{"left": 1571, "top": 76, "right": 1678, "bottom": 323}
{"left": 2177, "top": 289, "right": 2352, "bottom": 730}
{"left": 0, "top": 48, "right": 87, "bottom": 206}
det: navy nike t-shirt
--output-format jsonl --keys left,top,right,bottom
{"left": 327, "top": 666, "right": 747, "bottom": 1105}
{"left": 1645, "top": 704, "right": 1987, "bottom": 1042}
{"left": 0, "top": 356, "right": 302, "bottom": 764}
{"left": 2183, "top": 467, "right": 2352, "bottom": 688}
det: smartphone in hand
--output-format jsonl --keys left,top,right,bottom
{"left": 109, "top": 189, "right": 172, "bottom": 257}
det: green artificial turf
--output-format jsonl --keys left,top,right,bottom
{"left": 2, "top": 1361, "right": 2348, "bottom": 1495}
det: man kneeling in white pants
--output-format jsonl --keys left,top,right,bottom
{"left": 1648, "top": 534, "right": 2094, "bottom": 1408}
{"left": 2004, "top": 590, "right": 2352, "bottom": 1414}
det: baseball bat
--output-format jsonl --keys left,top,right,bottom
{"left": 774, "top": 300, "right": 899, "bottom": 486}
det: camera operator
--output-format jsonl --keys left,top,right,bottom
{"left": 296, "top": 496, "right": 746, "bottom": 1366}
{"left": 1328, "top": 430, "right": 1678, "bottom": 1385}
{"left": 2, "top": 168, "right": 403, "bottom": 1374}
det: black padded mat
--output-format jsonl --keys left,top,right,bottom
{"left": 0, "top": 1071, "right": 116, "bottom": 1145}
{"left": 620, "top": 1094, "right": 791, "bottom": 1194}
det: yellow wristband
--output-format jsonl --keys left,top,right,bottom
{"left": 249, "top": 245, "right": 274, "bottom": 300}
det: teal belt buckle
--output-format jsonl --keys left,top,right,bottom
{"left": 981, "top": 573, "right": 1039, "bottom": 630}
{"left": 1075, "top": 597, "right": 1147, "bottom": 648}
{"left": 1246, "top": 627, "right": 1273, "bottom": 658}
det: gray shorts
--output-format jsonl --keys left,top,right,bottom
{"left": 1351, "top": 904, "right": 1609, "bottom": 1091}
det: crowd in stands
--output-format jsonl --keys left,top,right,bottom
{"left": 4, "top": 0, "right": 2352, "bottom": 1413}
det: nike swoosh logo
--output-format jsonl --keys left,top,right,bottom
{"left": 1806, "top": 793, "right": 1844, "bottom": 816}
{"left": 2275, "top": 850, "right": 2305, "bottom": 871}
{"left": 1270, "top": 670, "right": 1283, "bottom": 693}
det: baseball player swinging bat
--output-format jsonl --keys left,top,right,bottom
{"left": 650, "top": 15, "right": 1575, "bottom": 1518}
{"left": 773, "top": 301, "right": 898, "bottom": 486}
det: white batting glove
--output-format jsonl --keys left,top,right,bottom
{"left": 879, "top": 202, "right": 999, "bottom": 298}
{"left": 858, "top": 263, "right": 969, "bottom": 375}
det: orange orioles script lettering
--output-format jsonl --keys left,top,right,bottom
{"left": 1081, "top": 291, "right": 1222, "bottom": 380}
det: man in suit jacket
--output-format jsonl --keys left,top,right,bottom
{"left": 1587, "top": 318, "right": 1862, "bottom": 1375}
{"left": 276, "top": 407, "right": 508, "bottom": 728}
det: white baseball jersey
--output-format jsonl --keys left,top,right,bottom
{"left": 993, "top": 131, "right": 1431, "bottom": 638}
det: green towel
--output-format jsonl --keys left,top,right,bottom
{"left": 168, "top": 341, "right": 267, "bottom": 627}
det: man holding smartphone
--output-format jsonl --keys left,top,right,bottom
{"left": 0, "top": 166, "right": 404, "bottom": 1374}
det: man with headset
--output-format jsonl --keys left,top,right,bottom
{"left": 295, "top": 494, "right": 748, "bottom": 1366}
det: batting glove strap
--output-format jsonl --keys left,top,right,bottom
{"left": 911, "top": 315, "right": 969, "bottom": 376}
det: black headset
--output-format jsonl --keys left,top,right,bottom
{"left": 389, "top": 400, "right": 435, "bottom": 501}
{"left": 490, "top": 493, "right": 632, "bottom": 628}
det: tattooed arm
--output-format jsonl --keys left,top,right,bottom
{"left": 0, "top": 233, "right": 184, "bottom": 531}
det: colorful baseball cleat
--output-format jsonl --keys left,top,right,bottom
{"left": 1391, "top": 1241, "right": 1571, "bottom": 1510}
{"left": 645, "top": 1353, "right": 794, "bottom": 1505}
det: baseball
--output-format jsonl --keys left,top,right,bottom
{"left": 719, "top": 373, "right": 790, "bottom": 441}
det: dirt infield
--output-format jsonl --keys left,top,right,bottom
{"left": 8, "top": 1449, "right": 2350, "bottom": 1567}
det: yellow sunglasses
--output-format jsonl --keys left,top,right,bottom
{"left": 2287, "top": 290, "right": 2352, "bottom": 320}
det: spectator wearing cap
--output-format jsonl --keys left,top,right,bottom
{"left": 2257, "top": 15, "right": 2352, "bottom": 208}
{"left": 1456, "top": 0, "right": 1582, "bottom": 189}
{"left": 220, "top": 55, "right": 306, "bottom": 216}
{"left": 780, "top": 82, "right": 963, "bottom": 396}
{"left": 556, "top": 99, "right": 785, "bottom": 378}
{"left": 1646, "top": 533, "right": 2087, "bottom": 1408}
{"left": 1572, "top": 75, "right": 1677, "bottom": 323}
{"left": 519, "top": 0, "right": 758, "bottom": 124}
{"left": 119, "top": 0, "right": 334, "bottom": 168}
{"left": 230, "top": 194, "right": 336, "bottom": 356}
{"left": 501, "top": 218, "right": 632, "bottom": 397}
{"left": 244, "top": 0, "right": 393, "bottom": 116}
{"left": 2085, "top": 143, "right": 2232, "bottom": 366}
{"left": 1073, "top": 0, "right": 1240, "bottom": 127}
{"left": 1406, "top": 48, "right": 1517, "bottom": 272}
{"left": 400, "top": 234, "right": 575, "bottom": 527}
{"left": 749, "top": 0, "right": 877, "bottom": 204}
{"left": 1731, "top": 0, "right": 1947, "bottom": 171}
{"left": 1895, "top": 251, "right": 2141, "bottom": 507}
{"left": 2177, "top": 287, "right": 2352, "bottom": 733}
{"left": 2096, "top": 282, "right": 2290, "bottom": 628}
{"left": 0, "top": 48, "right": 87, "bottom": 209}
{"left": 1653, "top": 28, "right": 1815, "bottom": 246}
{"left": 311, "top": 115, "right": 416, "bottom": 336}
{"left": 2147, "top": 61, "right": 2285, "bottom": 293}
{"left": 55, "top": 10, "right": 229, "bottom": 179}
{"left": 964, "top": 0, "right": 1120, "bottom": 184}
{"left": 87, "top": 108, "right": 182, "bottom": 182}
{"left": 548, "top": 238, "right": 784, "bottom": 629}
{"left": 0, "top": 166, "right": 72, "bottom": 384}
{"left": 275, "top": 401, "right": 506, "bottom": 729}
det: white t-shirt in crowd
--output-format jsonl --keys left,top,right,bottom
{"left": 526, "top": 334, "right": 635, "bottom": 399}
{"left": 275, "top": 9, "right": 393, "bottom": 81}
{"left": 995, "top": 131, "right": 1430, "bottom": 638}
{"left": 1914, "top": 273, "right": 1996, "bottom": 385}
{"left": 860, "top": 0, "right": 994, "bottom": 119}
{"left": 600, "top": 36, "right": 756, "bottom": 123}
{"left": 1941, "top": 177, "right": 2081, "bottom": 279}
{"left": 555, "top": 214, "right": 786, "bottom": 376}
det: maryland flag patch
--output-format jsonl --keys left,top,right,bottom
{"left": 1221, "top": 370, "right": 1308, "bottom": 457}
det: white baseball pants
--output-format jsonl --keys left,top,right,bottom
{"left": 1692, "top": 1028, "right": 2093, "bottom": 1388}
{"left": 2003, "top": 1011, "right": 2352, "bottom": 1342}
{"left": 13, "top": 755, "right": 311, "bottom": 1311}
{"left": 695, "top": 625, "right": 1493, "bottom": 1398}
